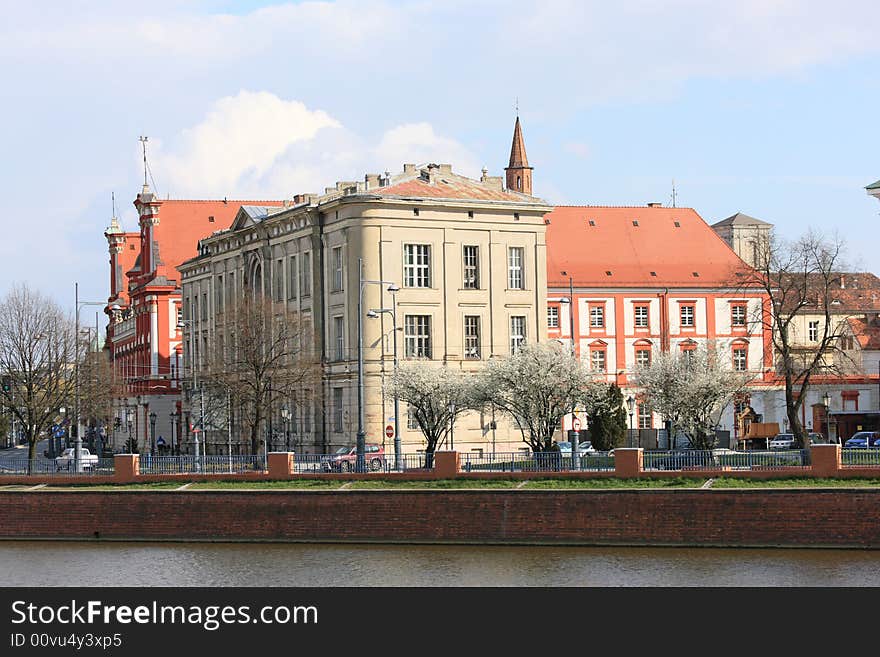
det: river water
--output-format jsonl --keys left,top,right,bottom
{"left": 0, "top": 542, "right": 877, "bottom": 586}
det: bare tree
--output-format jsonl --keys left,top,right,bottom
{"left": 474, "top": 341, "right": 606, "bottom": 453}
{"left": 201, "top": 293, "right": 319, "bottom": 456}
{"left": 633, "top": 344, "right": 752, "bottom": 450}
{"left": 733, "top": 229, "right": 852, "bottom": 449}
{"left": 0, "top": 283, "right": 75, "bottom": 468}
{"left": 78, "top": 347, "right": 123, "bottom": 452}
{"left": 386, "top": 363, "right": 474, "bottom": 468}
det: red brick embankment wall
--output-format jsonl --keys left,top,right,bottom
{"left": 2, "top": 489, "right": 879, "bottom": 548}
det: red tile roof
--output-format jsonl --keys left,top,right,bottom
{"left": 371, "top": 176, "right": 539, "bottom": 203}
{"left": 149, "top": 199, "right": 284, "bottom": 282}
{"left": 847, "top": 317, "right": 880, "bottom": 350}
{"left": 546, "top": 205, "right": 754, "bottom": 288}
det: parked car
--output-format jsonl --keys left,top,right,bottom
{"left": 769, "top": 433, "right": 796, "bottom": 449}
{"left": 555, "top": 441, "right": 596, "bottom": 457}
{"left": 54, "top": 448, "right": 98, "bottom": 471}
{"left": 844, "top": 431, "right": 880, "bottom": 449}
{"left": 320, "top": 444, "right": 385, "bottom": 472}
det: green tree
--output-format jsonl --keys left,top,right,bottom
{"left": 586, "top": 384, "right": 627, "bottom": 451}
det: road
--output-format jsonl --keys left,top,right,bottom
{"left": 0, "top": 437, "right": 55, "bottom": 472}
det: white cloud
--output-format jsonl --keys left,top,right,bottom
{"left": 150, "top": 92, "right": 481, "bottom": 199}
{"left": 153, "top": 91, "right": 340, "bottom": 198}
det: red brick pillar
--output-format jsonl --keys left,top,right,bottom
{"left": 268, "top": 452, "right": 294, "bottom": 479}
{"left": 434, "top": 452, "right": 460, "bottom": 479}
{"left": 114, "top": 454, "right": 139, "bottom": 484}
{"left": 810, "top": 444, "right": 841, "bottom": 478}
{"left": 614, "top": 448, "right": 643, "bottom": 478}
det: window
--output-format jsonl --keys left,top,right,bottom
{"left": 332, "top": 388, "right": 344, "bottom": 433}
{"left": 634, "top": 304, "right": 649, "bottom": 329}
{"left": 510, "top": 316, "right": 526, "bottom": 354}
{"left": 809, "top": 320, "right": 819, "bottom": 342}
{"left": 288, "top": 255, "right": 297, "bottom": 300}
{"left": 681, "top": 345, "right": 696, "bottom": 367}
{"left": 333, "top": 316, "right": 344, "bottom": 361}
{"left": 227, "top": 271, "right": 236, "bottom": 307}
{"left": 201, "top": 293, "right": 208, "bottom": 321}
{"left": 407, "top": 405, "right": 419, "bottom": 430}
{"left": 733, "top": 345, "right": 748, "bottom": 372}
{"left": 216, "top": 275, "right": 224, "bottom": 312}
{"left": 464, "top": 316, "right": 481, "bottom": 359}
{"left": 638, "top": 403, "right": 652, "bottom": 429}
{"left": 300, "top": 252, "right": 311, "bottom": 298}
{"left": 508, "top": 247, "right": 524, "bottom": 289}
{"left": 404, "top": 244, "right": 431, "bottom": 288}
{"left": 590, "top": 304, "right": 604, "bottom": 328}
{"left": 331, "top": 246, "right": 344, "bottom": 292}
{"left": 731, "top": 304, "right": 747, "bottom": 328}
{"left": 635, "top": 347, "right": 651, "bottom": 368}
{"left": 680, "top": 304, "right": 695, "bottom": 328}
{"left": 463, "top": 245, "right": 479, "bottom": 289}
{"left": 405, "top": 315, "right": 431, "bottom": 358}
{"left": 590, "top": 348, "right": 606, "bottom": 372}
{"left": 547, "top": 306, "right": 559, "bottom": 329}
{"left": 274, "top": 258, "right": 284, "bottom": 301}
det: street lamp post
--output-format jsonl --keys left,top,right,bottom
{"left": 626, "top": 395, "right": 636, "bottom": 448}
{"left": 74, "top": 282, "right": 106, "bottom": 473}
{"left": 125, "top": 407, "right": 133, "bottom": 452}
{"left": 357, "top": 258, "right": 398, "bottom": 473}
{"left": 149, "top": 411, "right": 157, "bottom": 457}
{"left": 367, "top": 283, "right": 401, "bottom": 470}
{"left": 280, "top": 404, "right": 291, "bottom": 451}
{"left": 169, "top": 411, "right": 178, "bottom": 455}
{"left": 559, "top": 271, "right": 579, "bottom": 469}
{"left": 822, "top": 391, "right": 832, "bottom": 442}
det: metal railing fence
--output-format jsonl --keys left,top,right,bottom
{"left": 841, "top": 448, "right": 880, "bottom": 467}
{"left": 461, "top": 451, "right": 615, "bottom": 473}
{"left": 138, "top": 454, "right": 262, "bottom": 475}
{"left": 295, "top": 453, "right": 432, "bottom": 474}
{"left": 643, "top": 449, "right": 809, "bottom": 471}
{"left": 0, "top": 458, "right": 115, "bottom": 476}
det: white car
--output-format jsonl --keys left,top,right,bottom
{"left": 768, "top": 434, "right": 796, "bottom": 449}
{"left": 556, "top": 441, "right": 596, "bottom": 456}
{"left": 54, "top": 448, "right": 98, "bottom": 471}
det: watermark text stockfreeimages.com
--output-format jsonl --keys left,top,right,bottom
{"left": 11, "top": 599, "right": 318, "bottom": 632}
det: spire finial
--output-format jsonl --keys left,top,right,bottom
{"left": 515, "top": 96, "right": 519, "bottom": 117}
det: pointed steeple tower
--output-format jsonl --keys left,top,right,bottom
{"left": 505, "top": 116, "right": 533, "bottom": 195}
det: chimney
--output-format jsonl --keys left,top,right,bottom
{"left": 364, "top": 173, "right": 381, "bottom": 190}
{"left": 840, "top": 274, "right": 845, "bottom": 289}
{"left": 438, "top": 163, "right": 452, "bottom": 175}
{"left": 403, "top": 163, "right": 417, "bottom": 175}
{"left": 481, "top": 167, "right": 489, "bottom": 182}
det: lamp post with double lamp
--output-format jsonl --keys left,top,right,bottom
{"left": 177, "top": 318, "right": 202, "bottom": 472}
{"left": 357, "top": 257, "right": 398, "bottom": 473}
{"left": 367, "top": 283, "right": 401, "bottom": 470}
{"left": 558, "top": 271, "right": 579, "bottom": 469}
{"left": 74, "top": 283, "right": 106, "bottom": 473}
{"left": 626, "top": 395, "right": 636, "bottom": 448}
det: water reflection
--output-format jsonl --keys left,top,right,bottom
{"left": 0, "top": 542, "right": 876, "bottom": 587}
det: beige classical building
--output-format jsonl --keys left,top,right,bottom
{"left": 178, "top": 138, "right": 552, "bottom": 457}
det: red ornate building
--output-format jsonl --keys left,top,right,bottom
{"left": 103, "top": 184, "right": 283, "bottom": 453}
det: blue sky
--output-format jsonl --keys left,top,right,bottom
{"left": 1, "top": 0, "right": 878, "bottom": 317}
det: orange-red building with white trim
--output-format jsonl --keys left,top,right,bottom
{"left": 544, "top": 204, "right": 773, "bottom": 446}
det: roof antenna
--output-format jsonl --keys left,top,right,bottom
{"left": 111, "top": 191, "right": 117, "bottom": 217}
{"left": 138, "top": 136, "right": 149, "bottom": 187}
{"left": 670, "top": 179, "right": 677, "bottom": 208}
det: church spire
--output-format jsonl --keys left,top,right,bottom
{"left": 505, "top": 115, "right": 533, "bottom": 195}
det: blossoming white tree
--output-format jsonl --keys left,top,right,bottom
{"left": 386, "top": 364, "right": 475, "bottom": 467}
{"left": 632, "top": 343, "right": 753, "bottom": 450}
{"left": 474, "top": 341, "right": 607, "bottom": 453}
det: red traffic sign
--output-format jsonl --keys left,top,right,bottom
{"left": 572, "top": 419, "right": 581, "bottom": 431}
{"left": 385, "top": 425, "right": 395, "bottom": 438}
